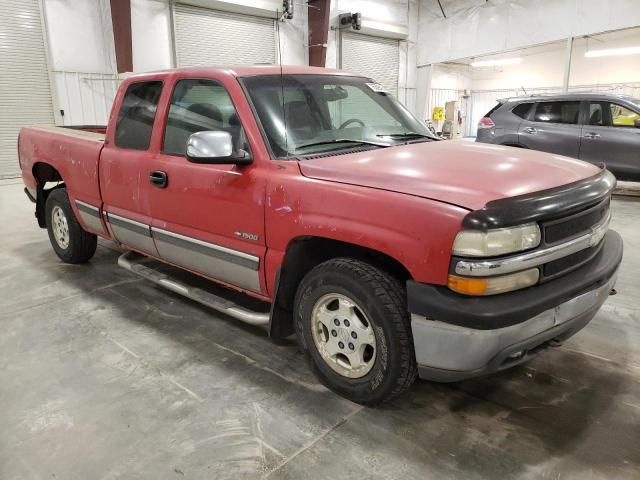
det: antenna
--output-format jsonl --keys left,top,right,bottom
{"left": 276, "top": 9, "right": 288, "bottom": 156}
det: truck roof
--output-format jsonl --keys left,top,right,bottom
{"left": 125, "top": 65, "right": 358, "bottom": 80}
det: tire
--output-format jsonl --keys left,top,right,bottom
{"left": 45, "top": 188, "right": 97, "bottom": 263}
{"left": 294, "top": 258, "right": 417, "bottom": 405}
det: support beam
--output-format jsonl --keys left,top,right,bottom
{"left": 308, "top": 0, "right": 330, "bottom": 67}
{"left": 562, "top": 36, "right": 573, "bottom": 93}
{"left": 110, "top": 0, "right": 133, "bottom": 73}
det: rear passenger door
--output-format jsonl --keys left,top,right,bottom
{"left": 518, "top": 100, "right": 581, "bottom": 158}
{"left": 100, "top": 80, "right": 163, "bottom": 256}
{"left": 580, "top": 101, "right": 640, "bottom": 180}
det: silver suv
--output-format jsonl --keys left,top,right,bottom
{"left": 476, "top": 93, "right": 640, "bottom": 181}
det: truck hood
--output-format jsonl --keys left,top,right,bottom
{"left": 298, "top": 140, "right": 600, "bottom": 210}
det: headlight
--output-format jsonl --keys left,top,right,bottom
{"left": 452, "top": 223, "right": 541, "bottom": 257}
{"left": 448, "top": 268, "right": 540, "bottom": 296}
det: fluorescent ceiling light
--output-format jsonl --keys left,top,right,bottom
{"left": 471, "top": 57, "right": 522, "bottom": 68}
{"left": 585, "top": 46, "right": 640, "bottom": 58}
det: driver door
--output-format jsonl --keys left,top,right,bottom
{"left": 148, "top": 76, "right": 267, "bottom": 294}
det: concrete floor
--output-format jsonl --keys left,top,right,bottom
{"left": 1, "top": 179, "right": 639, "bottom": 480}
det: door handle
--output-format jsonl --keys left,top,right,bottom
{"left": 523, "top": 127, "right": 537, "bottom": 134}
{"left": 583, "top": 132, "right": 601, "bottom": 139}
{"left": 149, "top": 170, "right": 168, "bottom": 188}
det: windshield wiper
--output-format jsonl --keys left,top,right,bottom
{"left": 294, "top": 138, "right": 389, "bottom": 152}
{"left": 376, "top": 132, "right": 433, "bottom": 140}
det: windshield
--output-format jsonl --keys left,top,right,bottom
{"left": 241, "top": 74, "right": 437, "bottom": 158}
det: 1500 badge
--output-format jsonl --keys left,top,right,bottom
{"left": 234, "top": 231, "right": 259, "bottom": 241}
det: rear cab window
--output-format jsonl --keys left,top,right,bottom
{"left": 115, "top": 81, "right": 163, "bottom": 150}
{"left": 533, "top": 101, "right": 580, "bottom": 124}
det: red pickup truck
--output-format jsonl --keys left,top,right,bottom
{"left": 19, "top": 66, "right": 622, "bottom": 405}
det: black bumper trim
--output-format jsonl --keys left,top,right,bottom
{"left": 463, "top": 169, "right": 615, "bottom": 229}
{"left": 407, "top": 230, "right": 622, "bottom": 330}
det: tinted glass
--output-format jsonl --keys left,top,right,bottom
{"left": 610, "top": 103, "right": 640, "bottom": 127}
{"left": 512, "top": 102, "right": 533, "bottom": 119}
{"left": 482, "top": 102, "right": 502, "bottom": 119}
{"left": 115, "top": 81, "right": 163, "bottom": 150}
{"left": 163, "top": 79, "right": 248, "bottom": 156}
{"left": 533, "top": 101, "right": 580, "bottom": 124}
{"left": 242, "top": 74, "right": 436, "bottom": 158}
{"left": 588, "top": 102, "right": 605, "bottom": 126}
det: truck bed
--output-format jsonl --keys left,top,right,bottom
{"left": 18, "top": 125, "right": 106, "bottom": 215}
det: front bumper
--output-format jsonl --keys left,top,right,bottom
{"left": 408, "top": 230, "right": 623, "bottom": 382}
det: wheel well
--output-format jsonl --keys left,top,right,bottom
{"left": 269, "top": 237, "right": 411, "bottom": 338}
{"left": 33, "top": 162, "right": 63, "bottom": 184}
{"left": 32, "top": 162, "right": 65, "bottom": 228}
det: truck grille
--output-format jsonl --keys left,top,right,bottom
{"left": 539, "top": 198, "right": 610, "bottom": 281}
{"left": 542, "top": 198, "right": 610, "bottom": 245}
{"left": 542, "top": 244, "right": 600, "bottom": 279}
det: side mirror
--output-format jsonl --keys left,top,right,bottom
{"left": 186, "top": 131, "right": 251, "bottom": 165}
{"left": 635, "top": 118, "right": 640, "bottom": 129}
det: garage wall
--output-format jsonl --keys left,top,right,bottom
{"left": 417, "top": 0, "right": 640, "bottom": 66}
{"left": 416, "top": 0, "right": 640, "bottom": 123}
{"left": 325, "top": 0, "right": 419, "bottom": 113}
{"left": 173, "top": 4, "right": 276, "bottom": 66}
{"left": 39, "top": 0, "right": 308, "bottom": 127}
{"left": 131, "top": 0, "right": 307, "bottom": 71}
{"left": 42, "top": 0, "right": 119, "bottom": 126}
{"left": 0, "top": 0, "right": 56, "bottom": 179}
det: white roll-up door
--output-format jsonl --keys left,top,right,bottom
{"left": 341, "top": 32, "right": 400, "bottom": 96}
{"left": 0, "top": 0, "right": 55, "bottom": 179}
{"left": 173, "top": 4, "right": 276, "bottom": 67}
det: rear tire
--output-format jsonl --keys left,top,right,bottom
{"left": 294, "top": 258, "right": 417, "bottom": 405}
{"left": 45, "top": 188, "right": 97, "bottom": 263}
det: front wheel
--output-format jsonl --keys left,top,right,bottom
{"left": 294, "top": 258, "right": 417, "bottom": 405}
{"left": 45, "top": 188, "right": 97, "bottom": 263}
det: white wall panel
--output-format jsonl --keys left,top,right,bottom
{"left": 43, "top": 0, "right": 116, "bottom": 73}
{"left": 0, "top": 0, "right": 55, "bottom": 178}
{"left": 42, "top": 0, "right": 117, "bottom": 125}
{"left": 132, "top": 0, "right": 173, "bottom": 72}
{"left": 51, "top": 72, "right": 120, "bottom": 126}
{"left": 341, "top": 32, "right": 400, "bottom": 95}
{"left": 174, "top": 4, "right": 276, "bottom": 66}
{"left": 418, "top": 0, "right": 640, "bottom": 65}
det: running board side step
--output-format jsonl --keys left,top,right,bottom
{"left": 117, "top": 251, "right": 270, "bottom": 326}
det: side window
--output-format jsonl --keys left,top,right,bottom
{"left": 115, "top": 81, "right": 163, "bottom": 150}
{"left": 163, "top": 78, "right": 248, "bottom": 156}
{"left": 512, "top": 102, "right": 533, "bottom": 119}
{"left": 533, "top": 101, "right": 580, "bottom": 124}
{"left": 588, "top": 102, "right": 605, "bottom": 126}
{"left": 609, "top": 103, "right": 640, "bottom": 127}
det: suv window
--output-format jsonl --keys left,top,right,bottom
{"left": 533, "top": 101, "right": 580, "bottom": 124}
{"left": 512, "top": 102, "right": 533, "bottom": 119}
{"left": 609, "top": 103, "right": 640, "bottom": 127}
{"left": 588, "top": 102, "right": 606, "bottom": 126}
{"left": 163, "top": 78, "right": 248, "bottom": 156}
{"left": 115, "top": 81, "right": 163, "bottom": 150}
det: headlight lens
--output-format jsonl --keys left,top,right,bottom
{"left": 452, "top": 223, "right": 541, "bottom": 257}
{"left": 448, "top": 268, "right": 540, "bottom": 296}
